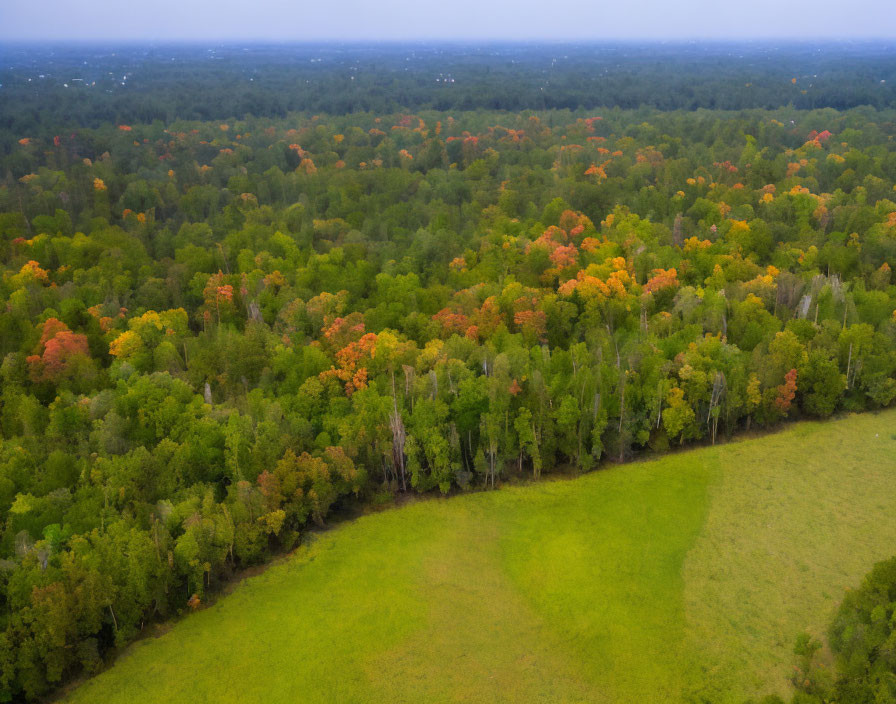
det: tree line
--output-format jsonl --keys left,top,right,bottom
{"left": 2, "top": 42, "right": 896, "bottom": 148}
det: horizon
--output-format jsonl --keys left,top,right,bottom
{"left": 3, "top": 0, "right": 895, "bottom": 43}
{"left": 2, "top": 38, "right": 896, "bottom": 45}
{"left": 3, "top": 37, "right": 896, "bottom": 46}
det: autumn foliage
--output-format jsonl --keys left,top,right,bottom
{"left": 26, "top": 318, "right": 91, "bottom": 382}
{"left": 774, "top": 369, "right": 798, "bottom": 414}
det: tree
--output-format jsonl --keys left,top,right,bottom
{"left": 662, "top": 387, "right": 696, "bottom": 444}
{"left": 514, "top": 407, "right": 541, "bottom": 479}
{"left": 799, "top": 351, "right": 844, "bottom": 418}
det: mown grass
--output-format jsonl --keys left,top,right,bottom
{"left": 65, "top": 411, "right": 896, "bottom": 704}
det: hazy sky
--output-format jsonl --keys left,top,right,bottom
{"left": 2, "top": 0, "right": 895, "bottom": 41}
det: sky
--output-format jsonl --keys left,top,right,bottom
{"left": 1, "top": 0, "right": 895, "bottom": 41}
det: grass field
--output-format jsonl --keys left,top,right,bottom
{"left": 65, "top": 411, "right": 896, "bottom": 704}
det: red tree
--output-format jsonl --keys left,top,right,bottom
{"left": 774, "top": 369, "right": 798, "bottom": 413}
{"left": 27, "top": 318, "right": 90, "bottom": 382}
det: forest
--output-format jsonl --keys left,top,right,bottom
{"left": 0, "top": 44, "right": 895, "bottom": 702}
{"left": 2, "top": 42, "right": 896, "bottom": 141}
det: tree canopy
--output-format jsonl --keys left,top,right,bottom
{"left": 1, "top": 45, "right": 896, "bottom": 701}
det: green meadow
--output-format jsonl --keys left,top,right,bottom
{"left": 65, "top": 411, "right": 896, "bottom": 704}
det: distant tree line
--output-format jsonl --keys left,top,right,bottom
{"left": 2, "top": 42, "right": 896, "bottom": 149}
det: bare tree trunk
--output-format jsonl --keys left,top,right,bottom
{"left": 17, "top": 190, "right": 32, "bottom": 235}
{"left": 389, "top": 370, "right": 407, "bottom": 491}
{"left": 707, "top": 372, "right": 725, "bottom": 445}
{"left": 672, "top": 212, "right": 683, "bottom": 248}
{"left": 532, "top": 423, "right": 539, "bottom": 480}
{"left": 217, "top": 243, "right": 230, "bottom": 274}
{"left": 846, "top": 342, "right": 853, "bottom": 389}
{"left": 618, "top": 378, "right": 626, "bottom": 463}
